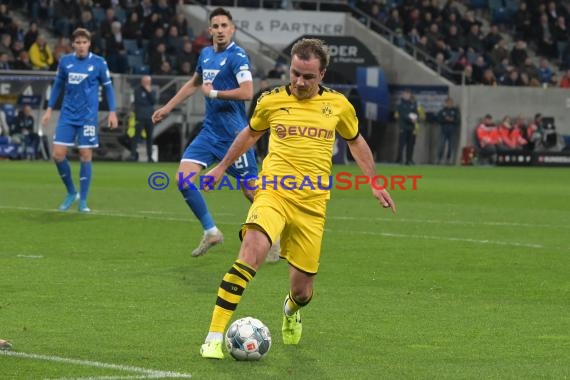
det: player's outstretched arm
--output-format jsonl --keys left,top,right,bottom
{"left": 201, "top": 80, "right": 253, "bottom": 101}
{"left": 347, "top": 135, "right": 396, "bottom": 213}
{"left": 152, "top": 73, "right": 201, "bottom": 124}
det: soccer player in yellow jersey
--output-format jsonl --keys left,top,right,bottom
{"left": 199, "top": 38, "right": 396, "bottom": 359}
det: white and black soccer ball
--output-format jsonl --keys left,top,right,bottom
{"left": 225, "top": 317, "right": 272, "bottom": 361}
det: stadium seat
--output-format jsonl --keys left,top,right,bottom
{"left": 114, "top": 7, "right": 127, "bottom": 23}
{"left": 123, "top": 39, "right": 141, "bottom": 56}
{"left": 469, "top": 0, "right": 488, "bottom": 9}
{"left": 92, "top": 6, "right": 105, "bottom": 26}
{"left": 127, "top": 54, "right": 149, "bottom": 74}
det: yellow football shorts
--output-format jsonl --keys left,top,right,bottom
{"left": 240, "top": 191, "right": 327, "bottom": 274}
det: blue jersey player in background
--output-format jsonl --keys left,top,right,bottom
{"left": 41, "top": 28, "right": 118, "bottom": 213}
{"left": 153, "top": 8, "right": 279, "bottom": 260}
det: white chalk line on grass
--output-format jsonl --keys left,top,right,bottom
{"left": 1, "top": 205, "right": 564, "bottom": 251}
{"left": 329, "top": 215, "right": 569, "bottom": 230}
{"left": 17, "top": 254, "right": 44, "bottom": 259}
{"left": 0, "top": 350, "right": 192, "bottom": 379}
{"left": 348, "top": 230, "right": 545, "bottom": 249}
{"left": 48, "top": 376, "right": 161, "bottom": 380}
{"left": 1, "top": 204, "right": 565, "bottom": 230}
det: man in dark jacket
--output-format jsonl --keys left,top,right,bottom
{"left": 436, "top": 96, "right": 460, "bottom": 164}
{"left": 13, "top": 105, "right": 39, "bottom": 159}
{"left": 130, "top": 75, "right": 156, "bottom": 162}
{"left": 396, "top": 89, "right": 419, "bottom": 165}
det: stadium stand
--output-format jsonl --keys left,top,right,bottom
{"left": 0, "top": 0, "right": 569, "bottom": 164}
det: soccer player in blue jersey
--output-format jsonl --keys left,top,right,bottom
{"left": 153, "top": 8, "right": 280, "bottom": 259}
{"left": 41, "top": 28, "right": 118, "bottom": 213}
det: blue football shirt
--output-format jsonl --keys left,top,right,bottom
{"left": 48, "top": 52, "right": 114, "bottom": 125}
{"left": 196, "top": 42, "right": 252, "bottom": 142}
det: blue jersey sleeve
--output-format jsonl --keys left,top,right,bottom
{"left": 230, "top": 48, "right": 252, "bottom": 85}
{"left": 97, "top": 59, "right": 112, "bottom": 86}
{"left": 98, "top": 59, "right": 116, "bottom": 111}
{"left": 48, "top": 61, "right": 66, "bottom": 108}
{"left": 195, "top": 50, "right": 204, "bottom": 76}
{"left": 231, "top": 49, "right": 250, "bottom": 77}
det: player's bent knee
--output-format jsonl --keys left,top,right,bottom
{"left": 239, "top": 231, "right": 271, "bottom": 269}
{"left": 52, "top": 152, "right": 65, "bottom": 162}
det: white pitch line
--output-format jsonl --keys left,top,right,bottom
{"left": 348, "top": 230, "right": 545, "bottom": 249}
{"left": 0, "top": 204, "right": 565, "bottom": 230}
{"left": 48, "top": 376, "right": 157, "bottom": 380}
{"left": 0, "top": 205, "right": 563, "bottom": 250}
{"left": 0, "top": 351, "right": 191, "bottom": 379}
{"left": 329, "top": 215, "right": 569, "bottom": 230}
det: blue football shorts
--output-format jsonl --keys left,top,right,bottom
{"left": 181, "top": 132, "right": 258, "bottom": 179}
{"left": 53, "top": 120, "right": 99, "bottom": 148}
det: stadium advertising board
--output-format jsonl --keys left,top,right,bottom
{"left": 496, "top": 151, "right": 570, "bottom": 167}
{"left": 186, "top": 6, "right": 345, "bottom": 46}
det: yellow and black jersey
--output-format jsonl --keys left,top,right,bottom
{"left": 249, "top": 84, "right": 359, "bottom": 201}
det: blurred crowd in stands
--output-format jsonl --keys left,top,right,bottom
{"left": 0, "top": 0, "right": 203, "bottom": 75}
{"left": 0, "top": 0, "right": 568, "bottom": 87}
{"left": 0, "top": 0, "right": 569, "bottom": 87}
{"left": 352, "top": 0, "right": 570, "bottom": 87}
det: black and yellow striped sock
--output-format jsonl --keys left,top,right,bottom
{"left": 208, "top": 259, "right": 256, "bottom": 333}
{"left": 283, "top": 291, "right": 312, "bottom": 317}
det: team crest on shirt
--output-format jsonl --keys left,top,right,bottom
{"left": 321, "top": 102, "right": 333, "bottom": 118}
{"left": 247, "top": 212, "right": 258, "bottom": 222}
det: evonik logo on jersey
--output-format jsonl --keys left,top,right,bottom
{"left": 68, "top": 72, "right": 89, "bottom": 84}
{"left": 202, "top": 69, "right": 220, "bottom": 83}
{"left": 274, "top": 124, "right": 334, "bottom": 140}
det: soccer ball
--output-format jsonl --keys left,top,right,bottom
{"left": 225, "top": 317, "right": 272, "bottom": 361}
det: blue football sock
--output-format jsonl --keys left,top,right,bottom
{"left": 79, "top": 161, "right": 92, "bottom": 201}
{"left": 180, "top": 186, "right": 215, "bottom": 230}
{"left": 55, "top": 159, "right": 76, "bottom": 195}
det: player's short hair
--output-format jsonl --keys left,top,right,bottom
{"left": 290, "top": 38, "right": 330, "bottom": 71}
{"left": 71, "top": 28, "right": 91, "bottom": 42}
{"left": 209, "top": 7, "right": 232, "bottom": 22}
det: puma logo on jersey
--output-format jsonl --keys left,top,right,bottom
{"left": 66, "top": 64, "right": 74, "bottom": 69}
{"left": 220, "top": 58, "right": 227, "bottom": 66}
{"left": 203, "top": 58, "right": 210, "bottom": 63}
{"left": 68, "top": 72, "right": 89, "bottom": 84}
{"left": 279, "top": 107, "right": 291, "bottom": 114}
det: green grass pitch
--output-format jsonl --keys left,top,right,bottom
{"left": 1, "top": 161, "right": 569, "bottom": 379}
